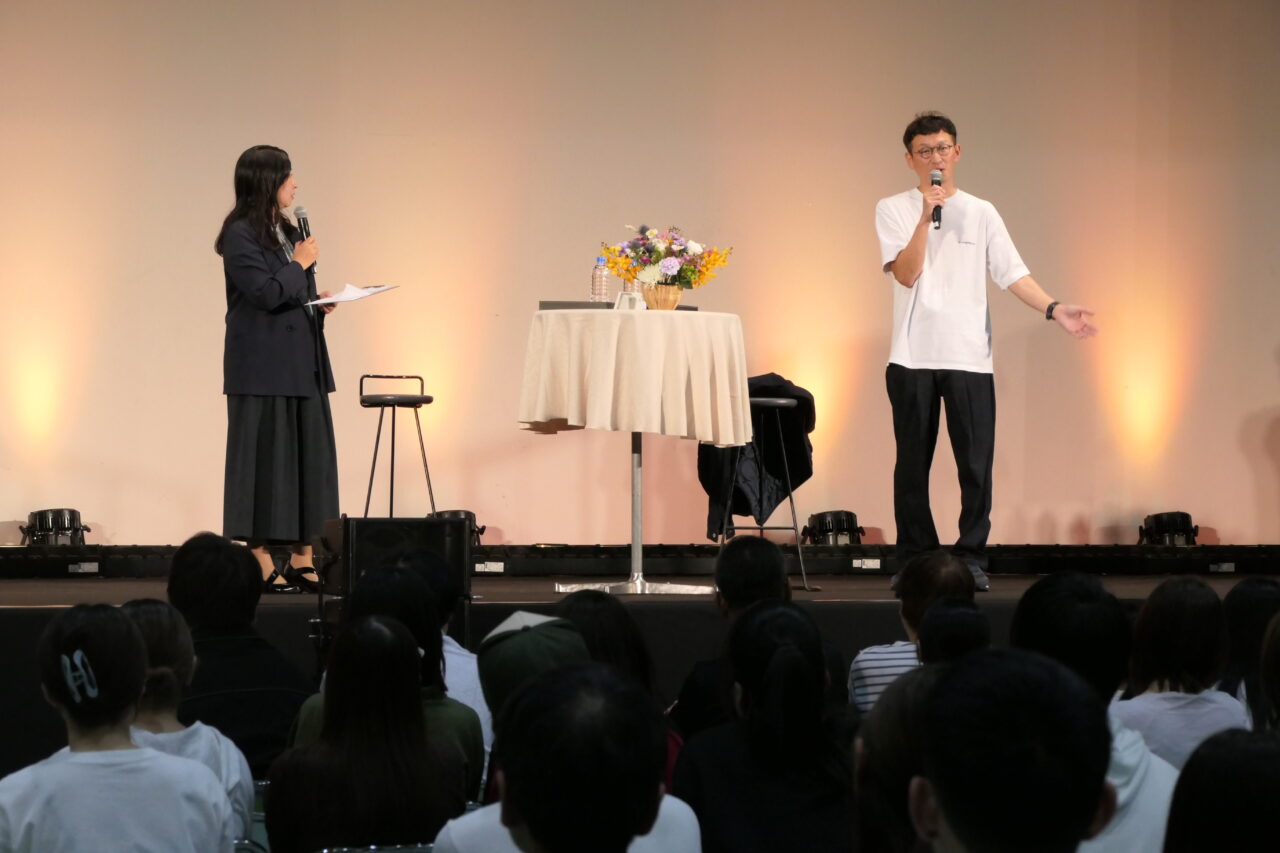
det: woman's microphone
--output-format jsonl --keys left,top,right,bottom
{"left": 294, "top": 205, "right": 317, "bottom": 272}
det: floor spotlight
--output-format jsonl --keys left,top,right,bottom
{"left": 1138, "top": 511, "right": 1198, "bottom": 546}
{"left": 802, "top": 510, "right": 865, "bottom": 545}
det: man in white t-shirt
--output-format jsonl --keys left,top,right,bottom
{"left": 875, "top": 112, "right": 1097, "bottom": 589}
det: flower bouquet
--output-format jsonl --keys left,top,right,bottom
{"left": 601, "top": 224, "right": 732, "bottom": 309}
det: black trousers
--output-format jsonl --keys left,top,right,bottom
{"left": 885, "top": 364, "right": 995, "bottom": 569}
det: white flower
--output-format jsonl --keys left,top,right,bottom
{"left": 636, "top": 265, "right": 663, "bottom": 285}
{"left": 686, "top": 241, "right": 704, "bottom": 255}
{"left": 652, "top": 239, "right": 668, "bottom": 253}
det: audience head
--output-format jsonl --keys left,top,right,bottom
{"left": 714, "top": 535, "right": 790, "bottom": 615}
{"left": 1258, "top": 611, "right": 1280, "bottom": 729}
{"left": 854, "top": 664, "right": 947, "bottom": 853}
{"left": 38, "top": 603, "right": 147, "bottom": 731}
{"left": 897, "top": 550, "right": 975, "bottom": 637}
{"left": 167, "top": 531, "right": 261, "bottom": 631}
{"left": 322, "top": 615, "right": 426, "bottom": 751}
{"left": 1163, "top": 728, "right": 1280, "bottom": 853}
{"left": 917, "top": 599, "right": 989, "bottom": 664}
{"left": 383, "top": 548, "right": 464, "bottom": 629}
{"left": 479, "top": 612, "right": 591, "bottom": 718}
{"left": 496, "top": 663, "right": 666, "bottom": 853}
{"left": 1010, "top": 572, "right": 1131, "bottom": 702}
{"left": 1128, "top": 576, "right": 1225, "bottom": 696}
{"left": 556, "top": 590, "right": 655, "bottom": 695}
{"left": 911, "top": 649, "right": 1114, "bottom": 853}
{"left": 729, "top": 601, "right": 834, "bottom": 773}
{"left": 348, "top": 564, "right": 445, "bottom": 689}
{"left": 1220, "top": 578, "right": 1280, "bottom": 721}
{"left": 121, "top": 598, "right": 195, "bottom": 713}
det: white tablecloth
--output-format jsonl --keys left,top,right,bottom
{"left": 518, "top": 309, "right": 753, "bottom": 447}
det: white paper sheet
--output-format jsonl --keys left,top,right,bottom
{"left": 306, "top": 283, "right": 398, "bottom": 305}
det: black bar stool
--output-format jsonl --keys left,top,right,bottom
{"left": 720, "top": 396, "right": 814, "bottom": 591}
{"left": 360, "top": 374, "right": 437, "bottom": 517}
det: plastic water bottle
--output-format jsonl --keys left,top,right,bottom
{"left": 590, "top": 257, "right": 609, "bottom": 303}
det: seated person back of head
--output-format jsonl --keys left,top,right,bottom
{"left": 435, "top": 663, "right": 699, "bottom": 853}
{"left": 1010, "top": 572, "right": 1178, "bottom": 853}
{"left": 123, "top": 597, "right": 255, "bottom": 839}
{"left": 290, "top": 564, "right": 484, "bottom": 801}
{"left": 0, "top": 604, "right": 234, "bottom": 852}
{"left": 267, "top": 615, "right": 465, "bottom": 853}
{"left": 167, "top": 532, "right": 314, "bottom": 777}
{"left": 910, "top": 649, "right": 1116, "bottom": 853}
{"left": 916, "top": 597, "right": 990, "bottom": 664}
{"left": 1112, "top": 577, "right": 1248, "bottom": 769}
{"left": 1163, "top": 728, "right": 1280, "bottom": 853}
{"left": 668, "top": 535, "right": 790, "bottom": 739}
{"left": 849, "top": 549, "right": 974, "bottom": 712}
{"left": 674, "top": 601, "right": 855, "bottom": 853}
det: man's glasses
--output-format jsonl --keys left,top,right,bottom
{"left": 914, "top": 143, "right": 955, "bottom": 159}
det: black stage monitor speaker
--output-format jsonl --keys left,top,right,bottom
{"left": 318, "top": 515, "right": 473, "bottom": 648}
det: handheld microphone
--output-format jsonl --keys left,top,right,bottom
{"left": 930, "top": 171, "right": 942, "bottom": 230}
{"left": 294, "top": 205, "right": 317, "bottom": 272}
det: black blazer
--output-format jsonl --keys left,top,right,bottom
{"left": 222, "top": 218, "right": 335, "bottom": 396}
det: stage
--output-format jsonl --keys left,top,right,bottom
{"left": 0, "top": 564, "right": 1261, "bottom": 778}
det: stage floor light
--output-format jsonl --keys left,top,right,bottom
{"left": 1138, "top": 511, "right": 1198, "bottom": 546}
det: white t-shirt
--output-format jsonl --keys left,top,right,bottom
{"left": 433, "top": 794, "right": 701, "bottom": 853}
{"left": 1110, "top": 690, "right": 1250, "bottom": 769}
{"left": 1079, "top": 710, "right": 1179, "bottom": 853}
{"left": 132, "top": 722, "right": 254, "bottom": 840}
{"left": 0, "top": 746, "right": 235, "bottom": 853}
{"left": 443, "top": 634, "right": 494, "bottom": 759}
{"left": 875, "top": 188, "right": 1030, "bottom": 373}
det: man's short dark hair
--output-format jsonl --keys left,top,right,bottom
{"left": 917, "top": 598, "right": 989, "bottom": 665}
{"left": 166, "top": 532, "right": 261, "bottom": 631}
{"left": 1128, "top": 576, "right": 1225, "bottom": 695}
{"left": 903, "top": 111, "right": 957, "bottom": 151}
{"left": 897, "top": 550, "right": 974, "bottom": 632}
{"left": 714, "top": 536, "right": 788, "bottom": 612}
{"left": 1010, "top": 572, "right": 1132, "bottom": 702}
{"left": 497, "top": 664, "right": 666, "bottom": 853}
{"left": 922, "top": 649, "right": 1111, "bottom": 853}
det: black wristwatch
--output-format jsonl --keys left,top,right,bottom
{"left": 1045, "top": 301, "right": 1060, "bottom": 321}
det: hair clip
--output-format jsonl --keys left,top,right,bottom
{"left": 60, "top": 650, "right": 100, "bottom": 704}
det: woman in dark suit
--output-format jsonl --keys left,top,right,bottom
{"left": 214, "top": 145, "right": 337, "bottom": 592}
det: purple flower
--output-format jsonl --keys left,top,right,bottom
{"left": 659, "top": 257, "right": 681, "bottom": 276}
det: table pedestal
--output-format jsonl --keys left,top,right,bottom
{"left": 555, "top": 432, "right": 712, "bottom": 596}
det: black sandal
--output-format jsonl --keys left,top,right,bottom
{"left": 285, "top": 564, "right": 322, "bottom": 593}
{"left": 263, "top": 567, "right": 302, "bottom": 594}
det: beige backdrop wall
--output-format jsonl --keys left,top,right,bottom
{"left": 2, "top": 0, "right": 1278, "bottom": 547}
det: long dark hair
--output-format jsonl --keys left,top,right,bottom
{"left": 1127, "top": 577, "right": 1226, "bottom": 696}
{"left": 214, "top": 144, "right": 292, "bottom": 255}
{"left": 346, "top": 565, "right": 445, "bottom": 690}
{"left": 121, "top": 598, "right": 195, "bottom": 713}
{"left": 1220, "top": 578, "right": 1280, "bottom": 723}
{"left": 556, "top": 590, "right": 655, "bottom": 696}
{"left": 729, "top": 601, "right": 846, "bottom": 784}
{"left": 1164, "top": 729, "right": 1280, "bottom": 852}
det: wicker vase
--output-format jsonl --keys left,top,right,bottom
{"left": 642, "top": 284, "right": 683, "bottom": 310}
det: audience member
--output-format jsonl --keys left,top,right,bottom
{"left": 0, "top": 604, "right": 234, "bottom": 852}
{"left": 1163, "top": 728, "right": 1280, "bottom": 852}
{"left": 674, "top": 601, "right": 854, "bottom": 853}
{"left": 1218, "top": 577, "right": 1280, "bottom": 725}
{"left": 1257, "top": 609, "right": 1280, "bottom": 729}
{"left": 477, "top": 611, "right": 592, "bottom": 721}
{"left": 389, "top": 548, "right": 494, "bottom": 767}
{"left": 123, "top": 597, "right": 254, "bottom": 839}
{"left": 848, "top": 549, "right": 973, "bottom": 712}
{"left": 853, "top": 664, "right": 946, "bottom": 853}
{"left": 1113, "top": 576, "right": 1248, "bottom": 768}
{"left": 167, "top": 531, "right": 314, "bottom": 777}
{"left": 290, "top": 565, "right": 484, "bottom": 800}
{"left": 916, "top": 598, "right": 989, "bottom": 664}
{"left": 910, "top": 649, "right": 1115, "bottom": 853}
{"left": 557, "top": 590, "right": 656, "bottom": 694}
{"left": 435, "top": 664, "right": 699, "bottom": 853}
{"left": 668, "top": 535, "right": 790, "bottom": 739}
{"left": 267, "top": 615, "right": 464, "bottom": 852}
{"left": 1010, "top": 572, "right": 1178, "bottom": 853}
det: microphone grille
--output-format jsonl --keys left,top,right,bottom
{"left": 293, "top": 205, "right": 308, "bottom": 219}
{"left": 929, "top": 170, "right": 942, "bottom": 184}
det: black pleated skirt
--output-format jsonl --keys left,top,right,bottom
{"left": 223, "top": 392, "right": 339, "bottom": 544}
